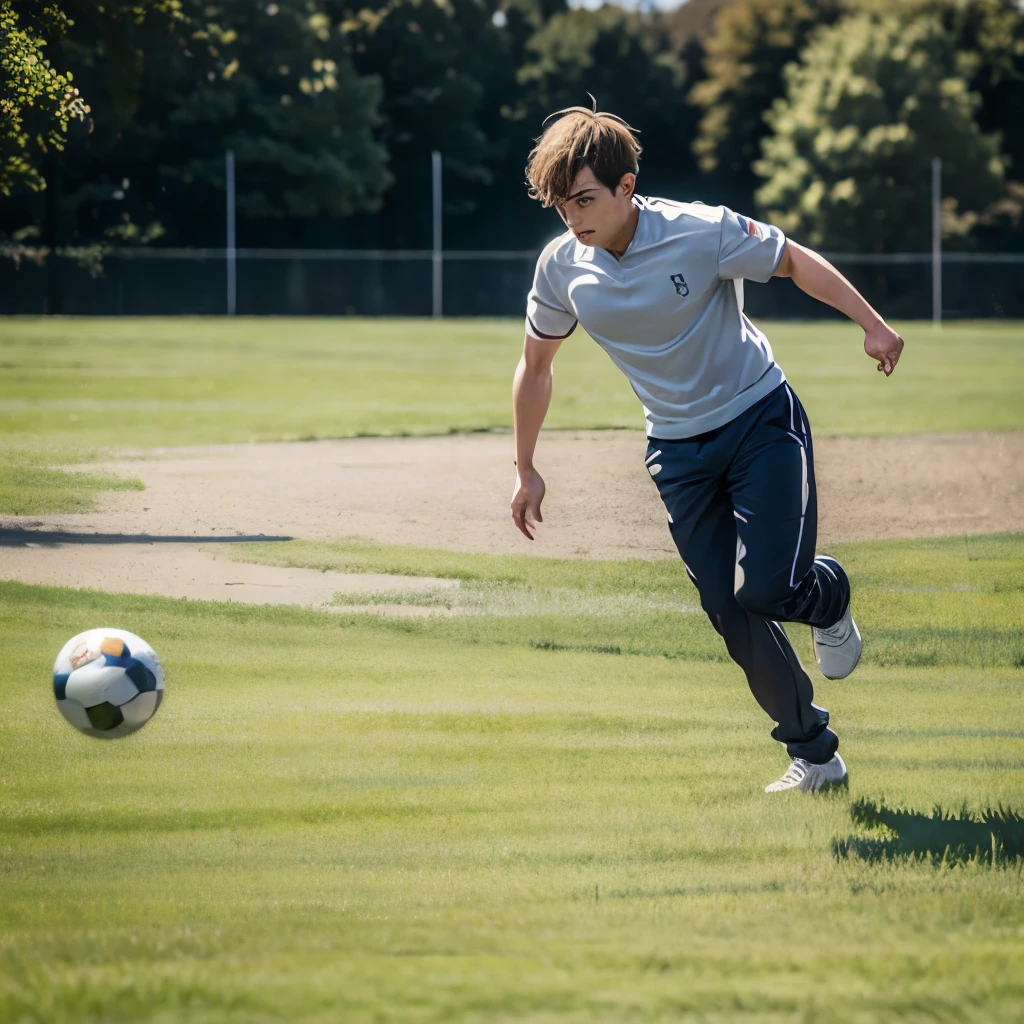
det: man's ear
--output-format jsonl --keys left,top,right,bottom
{"left": 618, "top": 172, "right": 636, "bottom": 199}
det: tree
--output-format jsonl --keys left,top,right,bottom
{"left": 32, "top": 0, "right": 190, "bottom": 253}
{"left": 326, "top": 0, "right": 520, "bottom": 247}
{"left": 754, "top": 10, "right": 1005, "bottom": 252}
{"left": 948, "top": 0, "right": 1024, "bottom": 247}
{"left": 2, "top": 2, "right": 182, "bottom": 310}
{"left": 154, "top": 1, "right": 389, "bottom": 232}
{"left": 516, "top": 6, "right": 700, "bottom": 200}
{"left": 967, "top": 0, "right": 1024, "bottom": 179}
{"left": 0, "top": 1, "right": 86, "bottom": 195}
{"left": 688, "top": 0, "right": 844, "bottom": 209}
{"left": 664, "top": 0, "right": 736, "bottom": 51}
{"left": 858, "top": 0, "right": 1024, "bottom": 184}
{"left": 7, "top": 1, "right": 391, "bottom": 249}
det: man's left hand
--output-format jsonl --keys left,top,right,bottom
{"left": 864, "top": 322, "right": 904, "bottom": 376}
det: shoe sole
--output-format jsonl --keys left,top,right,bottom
{"left": 817, "top": 623, "right": 862, "bottom": 680}
{"left": 812, "top": 773, "right": 849, "bottom": 794}
{"left": 764, "top": 774, "right": 849, "bottom": 794}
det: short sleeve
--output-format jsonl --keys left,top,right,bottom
{"left": 525, "top": 253, "right": 577, "bottom": 341}
{"left": 717, "top": 208, "right": 786, "bottom": 283}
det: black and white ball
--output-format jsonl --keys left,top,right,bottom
{"left": 53, "top": 628, "right": 165, "bottom": 739}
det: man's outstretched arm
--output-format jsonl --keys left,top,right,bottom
{"left": 511, "top": 333, "right": 561, "bottom": 539}
{"left": 774, "top": 241, "right": 905, "bottom": 376}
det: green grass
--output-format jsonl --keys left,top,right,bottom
{"left": 1, "top": 317, "right": 1021, "bottom": 448}
{"left": 0, "top": 456, "right": 144, "bottom": 514}
{"left": 1, "top": 316, "right": 1020, "bottom": 515}
{"left": 2, "top": 534, "right": 1024, "bottom": 1021}
{"left": 2, "top": 316, "right": 1023, "bottom": 1017}
{"left": 212, "top": 532, "right": 1024, "bottom": 670}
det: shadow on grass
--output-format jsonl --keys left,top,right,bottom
{"left": 0, "top": 529, "right": 292, "bottom": 547}
{"left": 834, "top": 798, "right": 1024, "bottom": 866}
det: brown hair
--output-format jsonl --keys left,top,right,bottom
{"left": 525, "top": 100, "right": 642, "bottom": 208}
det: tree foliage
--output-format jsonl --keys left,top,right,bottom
{"left": 754, "top": 9, "right": 1005, "bottom": 252}
{"left": 2, "top": 0, "right": 1021, "bottom": 253}
{"left": 53, "top": 1, "right": 183, "bottom": 140}
{"left": 663, "top": 0, "right": 735, "bottom": 50}
{"left": 688, "top": 0, "right": 844, "bottom": 208}
{"left": 950, "top": 0, "right": 1024, "bottom": 186}
{"left": 517, "top": 6, "right": 699, "bottom": 198}
{"left": 12, "top": 0, "right": 390, "bottom": 247}
{"left": 329, "top": 0, "right": 518, "bottom": 246}
{"left": 0, "top": 1, "right": 86, "bottom": 194}
{"left": 160, "top": 1, "right": 389, "bottom": 223}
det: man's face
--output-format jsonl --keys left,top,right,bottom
{"left": 555, "top": 166, "right": 635, "bottom": 249}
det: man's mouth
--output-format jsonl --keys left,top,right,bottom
{"left": 576, "top": 230, "right": 593, "bottom": 242}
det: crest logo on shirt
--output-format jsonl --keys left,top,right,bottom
{"left": 670, "top": 273, "right": 689, "bottom": 297}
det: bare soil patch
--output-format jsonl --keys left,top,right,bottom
{"left": 2, "top": 431, "right": 1021, "bottom": 607}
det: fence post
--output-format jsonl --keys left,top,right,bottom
{"left": 931, "top": 157, "right": 942, "bottom": 324}
{"left": 432, "top": 150, "right": 442, "bottom": 318}
{"left": 226, "top": 149, "right": 237, "bottom": 316}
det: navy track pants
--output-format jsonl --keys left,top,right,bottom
{"left": 647, "top": 382, "right": 847, "bottom": 764}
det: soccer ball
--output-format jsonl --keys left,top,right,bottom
{"left": 53, "top": 628, "right": 165, "bottom": 739}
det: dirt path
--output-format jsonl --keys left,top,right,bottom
{"left": 2, "top": 431, "right": 1021, "bottom": 607}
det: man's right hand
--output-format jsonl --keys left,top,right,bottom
{"left": 511, "top": 467, "right": 545, "bottom": 540}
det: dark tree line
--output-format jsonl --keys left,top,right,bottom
{"left": 2, "top": 0, "right": 1021, "bottom": 259}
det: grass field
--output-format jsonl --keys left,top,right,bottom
{"left": 3, "top": 316, "right": 1022, "bottom": 514}
{"left": 2, "top": 536, "right": 1023, "bottom": 1022}
{"left": 214, "top": 533, "right": 1024, "bottom": 670}
{"left": 2, "top": 317, "right": 1022, "bottom": 448}
{"left": 2, "top": 315, "right": 1023, "bottom": 1021}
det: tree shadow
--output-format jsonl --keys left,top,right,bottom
{"left": 0, "top": 529, "right": 292, "bottom": 547}
{"left": 834, "top": 798, "right": 1024, "bottom": 866}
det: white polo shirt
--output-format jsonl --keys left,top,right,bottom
{"left": 525, "top": 196, "right": 788, "bottom": 439}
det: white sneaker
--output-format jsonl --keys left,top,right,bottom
{"left": 812, "top": 557, "right": 861, "bottom": 679}
{"left": 764, "top": 753, "right": 848, "bottom": 793}
{"left": 813, "top": 604, "right": 862, "bottom": 679}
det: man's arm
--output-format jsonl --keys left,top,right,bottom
{"left": 774, "top": 241, "right": 905, "bottom": 376}
{"left": 511, "top": 333, "right": 561, "bottom": 539}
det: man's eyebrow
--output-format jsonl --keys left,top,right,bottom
{"left": 560, "top": 187, "right": 599, "bottom": 202}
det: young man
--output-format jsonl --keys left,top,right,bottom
{"left": 511, "top": 105, "right": 904, "bottom": 793}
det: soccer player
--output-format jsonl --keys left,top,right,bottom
{"left": 510, "top": 105, "right": 904, "bottom": 793}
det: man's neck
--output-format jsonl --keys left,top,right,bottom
{"left": 603, "top": 204, "right": 640, "bottom": 261}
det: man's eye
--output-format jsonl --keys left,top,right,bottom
{"left": 578, "top": 198, "right": 591, "bottom": 206}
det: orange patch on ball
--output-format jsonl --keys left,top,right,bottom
{"left": 99, "top": 637, "right": 125, "bottom": 657}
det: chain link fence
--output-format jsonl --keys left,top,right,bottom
{"left": 1, "top": 248, "right": 1022, "bottom": 319}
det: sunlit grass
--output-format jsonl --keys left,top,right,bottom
{"left": 0, "top": 317, "right": 1021, "bottom": 450}
{"left": 2, "top": 529, "right": 1023, "bottom": 1020}
{"left": 0, "top": 446, "right": 143, "bottom": 515}
{"left": 216, "top": 532, "right": 1024, "bottom": 669}
{"left": 2, "top": 312, "right": 1023, "bottom": 1019}
{"left": 0, "top": 464, "right": 144, "bottom": 514}
{"left": 2, "top": 316, "right": 1020, "bottom": 516}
